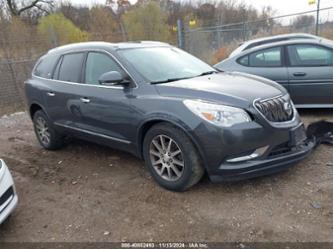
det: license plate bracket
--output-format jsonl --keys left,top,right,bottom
{"left": 289, "top": 124, "right": 307, "bottom": 147}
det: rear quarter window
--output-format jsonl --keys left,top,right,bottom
{"left": 34, "top": 55, "right": 59, "bottom": 79}
{"left": 238, "top": 47, "right": 282, "bottom": 67}
{"left": 237, "top": 56, "right": 249, "bottom": 66}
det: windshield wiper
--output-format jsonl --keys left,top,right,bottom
{"left": 151, "top": 77, "right": 191, "bottom": 84}
{"left": 151, "top": 71, "right": 218, "bottom": 84}
{"left": 197, "top": 71, "right": 218, "bottom": 77}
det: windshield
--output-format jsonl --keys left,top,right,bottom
{"left": 119, "top": 47, "right": 216, "bottom": 83}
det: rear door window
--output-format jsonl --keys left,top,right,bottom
{"left": 58, "top": 53, "right": 85, "bottom": 83}
{"left": 287, "top": 44, "right": 333, "bottom": 66}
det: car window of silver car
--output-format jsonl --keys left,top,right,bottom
{"left": 287, "top": 44, "right": 333, "bottom": 67}
{"left": 249, "top": 47, "right": 282, "bottom": 67}
{"left": 238, "top": 56, "right": 249, "bottom": 66}
{"left": 238, "top": 46, "right": 282, "bottom": 68}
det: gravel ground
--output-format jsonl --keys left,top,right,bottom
{"left": 0, "top": 110, "right": 332, "bottom": 242}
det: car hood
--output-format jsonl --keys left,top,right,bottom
{"left": 155, "top": 72, "right": 286, "bottom": 108}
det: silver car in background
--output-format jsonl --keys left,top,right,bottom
{"left": 0, "top": 159, "right": 18, "bottom": 224}
{"left": 228, "top": 33, "right": 319, "bottom": 58}
{"left": 215, "top": 37, "right": 333, "bottom": 108}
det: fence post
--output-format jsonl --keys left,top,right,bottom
{"left": 177, "top": 19, "right": 184, "bottom": 50}
{"left": 315, "top": 0, "right": 321, "bottom": 35}
{"left": 48, "top": 26, "right": 58, "bottom": 47}
{"left": 217, "top": 30, "right": 221, "bottom": 49}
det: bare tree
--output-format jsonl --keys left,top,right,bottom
{"left": 106, "top": 0, "right": 131, "bottom": 41}
{"left": 4, "top": 0, "right": 54, "bottom": 16}
{"left": 0, "top": 1, "right": 6, "bottom": 20}
{"left": 60, "top": 2, "right": 90, "bottom": 31}
{"left": 292, "top": 15, "right": 315, "bottom": 30}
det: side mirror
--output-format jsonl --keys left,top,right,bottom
{"left": 98, "top": 71, "right": 128, "bottom": 85}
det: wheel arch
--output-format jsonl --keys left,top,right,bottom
{"left": 29, "top": 101, "right": 48, "bottom": 120}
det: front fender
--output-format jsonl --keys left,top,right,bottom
{"left": 136, "top": 112, "right": 209, "bottom": 169}
{"left": 29, "top": 100, "right": 49, "bottom": 120}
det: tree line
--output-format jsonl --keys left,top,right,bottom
{"left": 0, "top": 0, "right": 276, "bottom": 46}
{"left": 1, "top": 0, "right": 331, "bottom": 62}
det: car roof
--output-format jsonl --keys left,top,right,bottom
{"left": 232, "top": 38, "right": 333, "bottom": 59}
{"left": 47, "top": 41, "right": 170, "bottom": 55}
{"left": 240, "top": 33, "right": 318, "bottom": 46}
{"left": 229, "top": 33, "right": 319, "bottom": 58}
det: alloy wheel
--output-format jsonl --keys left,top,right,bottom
{"left": 149, "top": 135, "right": 185, "bottom": 181}
{"left": 35, "top": 117, "right": 51, "bottom": 146}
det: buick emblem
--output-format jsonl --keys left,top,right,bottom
{"left": 283, "top": 101, "right": 293, "bottom": 116}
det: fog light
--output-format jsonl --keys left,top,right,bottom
{"left": 226, "top": 146, "right": 269, "bottom": 163}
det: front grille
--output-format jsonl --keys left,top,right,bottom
{"left": 0, "top": 187, "right": 14, "bottom": 210}
{"left": 255, "top": 96, "right": 294, "bottom": 123}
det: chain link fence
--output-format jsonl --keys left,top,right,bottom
{"left": 1, "top": 7, "right": 333, "bottom": 115}
{"left": 0, "top": 32, "right": 124, "bottom": 116}
{"left": 0, "top": 59, "right": 36, "bottom": 114}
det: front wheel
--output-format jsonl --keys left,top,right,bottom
{"left": 143, "top": 123, "right": 204, "bottom": 192}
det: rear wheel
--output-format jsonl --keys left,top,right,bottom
{"left": 33, "top": 110, "right": 64, "bottom": 150}
{"left": 143, "top": 123, "right": 204, "bottom": 192}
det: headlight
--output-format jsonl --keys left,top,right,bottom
{"left": 183, "top": 99, "right": 251, "bottom": 127}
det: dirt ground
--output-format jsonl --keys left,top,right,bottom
{"left": 0, "top": 110, "right": 332, "bottom": 242}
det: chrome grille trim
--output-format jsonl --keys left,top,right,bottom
{"left": 254, "top": 95, "right": 296, "bottom": 124}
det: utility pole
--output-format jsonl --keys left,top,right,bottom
{"left": 242, "top": 9, "right": 246, "bottom": 42}
{"left": 315, "top": 0, "right": 321, "bottom": 35}
{"left": 177, "top": 19, "right": 184, "bottom": 50}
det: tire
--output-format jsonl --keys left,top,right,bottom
{"left": 33, "top": 110, "right": 64, "bottom": 150}
{"left": 143, "top": 123, "right": 204, "bottom": 192}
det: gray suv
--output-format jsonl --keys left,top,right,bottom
{"left": 25, "top": 41, "right": 314, "bottom": 191}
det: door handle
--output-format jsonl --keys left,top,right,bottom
{"left": 293, "top": 72, "right": 306, "bottom": 77}
{"left": 47, "top": 92, "right": 55, "bottom": 97}
{"left": 80, "top": 97, "right": 90, "bottom": 104}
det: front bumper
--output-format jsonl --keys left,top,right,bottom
{"left": 0, "top": 159, "right": 18, "bottom": 225}
{"left": 187, "top": 106, "right": 316, "bottom": 182}
{"left": 209, "top": 138, "right": 315, "bottom": 182}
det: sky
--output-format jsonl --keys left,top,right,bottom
{"left": 68, "top": 0, "right": 333, "bottom": 21}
